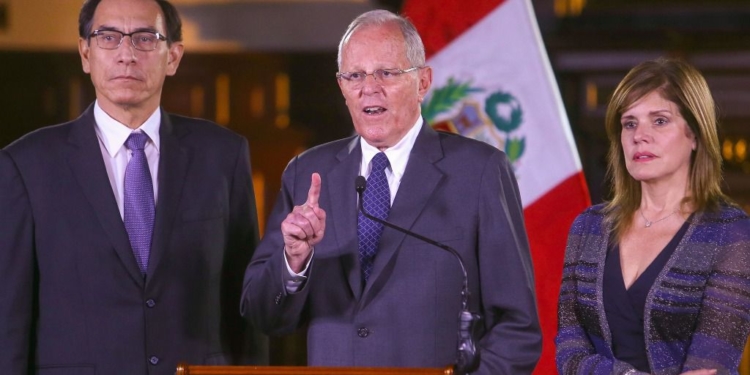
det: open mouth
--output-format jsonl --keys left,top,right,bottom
{"left": 633, "top": 153, "right": 655, "bottom": 161}
{"left": 364, "top": 106, "right": 386, "bottom": 115}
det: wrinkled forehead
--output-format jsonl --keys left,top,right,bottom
{"left": 92, "top": 0, "right": 166, "bottom": 32}
{"left": 340, "top": 24, "right": 409, "bottom": 68}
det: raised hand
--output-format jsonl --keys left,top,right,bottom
{"left": 281, "top": 173, "right": 327, "bottom": 273}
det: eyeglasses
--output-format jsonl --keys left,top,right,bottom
{"left": 89, "top": 29, "right": 167, "bottom": 51}
{"left": 336, "top": 67, "right": 421, "bottom": 86}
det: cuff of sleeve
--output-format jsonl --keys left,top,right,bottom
{"left": 283, "top": 247, "right": 314, "bottom": 293}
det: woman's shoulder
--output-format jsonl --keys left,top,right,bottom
{"left": 569, "top": 203, "right": 609, "bottom": 235}
{"left": 698, "top": 201, "right": 750, "bottom": 224}
{"left": 693, "top": 202, "right": 750, "bottom": 245}
{"left": 584, "top": 203, "right": 608, "bottom": 214}
{"left": 718, "top": 202, "right": 750, "bottom": 220}
{"left": 576, "top": 203, "right": 608, "bottom": 222}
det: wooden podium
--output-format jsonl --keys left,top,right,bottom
{"left": 175, "top": 364, "right": 455, "bottom": 375}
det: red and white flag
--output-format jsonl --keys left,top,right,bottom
{"left": 403, "top": 0, "right": 591, "bottom": 372}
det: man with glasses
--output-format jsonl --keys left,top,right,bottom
{"left": 0, "top": 0, "right": 265, "bottom": 373}
{"left": 242, "top": 9, "right": 541, "bottom": 374}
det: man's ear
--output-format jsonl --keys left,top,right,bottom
{"left": 166, "top": 42, "right": 184, "bottom": 76}
{"left": 417, "top": 65, "right": 432, "bottom": 99}
{"left": 79, "top": 37, "right": 92, "bottom": 74}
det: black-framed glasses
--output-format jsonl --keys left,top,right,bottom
{"left": 336, "top": 67, "right": 422, "bottom": 86}
{"left": 89, "top": 29, "right": 166, "bottom": 51}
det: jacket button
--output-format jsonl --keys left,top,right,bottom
{"left": 274, "top": 293, "right": 283, "bottom": 305}
{"left": 357, "top": 327, "right": 370, "bottom": 338}
{"left": 149, "top": 356, "right": 159, "bottom": 365}
{"left": 146, "top": 299, "right": 156, "bottom": 308}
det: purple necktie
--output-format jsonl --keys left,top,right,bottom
{"left": 358, "top": 152, "right": 391, "bottom": 283}
{"left": 124, "top": 132, "right": 155, "bottom": 275}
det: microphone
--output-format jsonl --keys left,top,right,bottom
{"left": 355, "top": 176, "right": 482, "bottom": 374}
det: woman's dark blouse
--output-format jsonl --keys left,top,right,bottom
{"left": 603, "top": 219, "right": 692, "bottom": 372}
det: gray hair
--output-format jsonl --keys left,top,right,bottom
{"left": 337, "top": 9, "right": 426, "bottom": 70}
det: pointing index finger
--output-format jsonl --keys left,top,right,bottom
{"left": 306, "top": 173, "right": 322, "bottom": 207}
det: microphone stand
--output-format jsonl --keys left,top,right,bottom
{"left": 355, "top": 176, "right": 481, "bottom": 374}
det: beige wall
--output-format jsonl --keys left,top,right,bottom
{"left": 0, "top": 0, "right": 241, "bottom": 52}
{"left": 0, "top": 0, "right": 81, "bottom": 51}
{"left": 0, "top": 0, "right": 374, "bottom": 52}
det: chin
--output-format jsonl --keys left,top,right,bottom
{"left": 111, "top": 92, "right": 149, "bottom": 105}
{"left": 630, "top": 173, "right": 663, "bottom": 183}
{"left": 361, "top": 137, "right": 386, "bottom": 148}
{"left": 356, "top": 127, "right": 385, "bottom": 140}
{"left": 626, "top": 168, "right": 650, "bottom": 182}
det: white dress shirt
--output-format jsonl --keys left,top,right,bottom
{"left": 93, "top": 101, "right": 161, "bottom": 219}
{"left": 358, "top": 116, "right": 423, "bottom": 205}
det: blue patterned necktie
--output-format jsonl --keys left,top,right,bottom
{"left": 358, "top": 152, "right": 391, "bottom": 283}
{"left": 123, "top": 132, "right": 155, "bottom": 275}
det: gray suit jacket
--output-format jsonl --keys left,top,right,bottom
{"left": 241, "top": 123, "right": 541, "bottom": 374}
{"left": 0, "top": 104, "right": 265, "bottom": 375}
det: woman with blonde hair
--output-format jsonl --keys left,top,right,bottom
{"left": 556, "top": 58, "right": 750, "bottom": 375}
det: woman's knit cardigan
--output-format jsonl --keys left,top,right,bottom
{"left": 556, "top": 203, "right": 750, "bottom": 375}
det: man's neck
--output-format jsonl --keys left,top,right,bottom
{"left": 98, "top": 102, "right": 159, "bottom": 130}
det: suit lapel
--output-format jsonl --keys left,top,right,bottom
{"left": 146, "top": 111, "right": 189, "bottom": 282}
{"left": 325, "top": 137, "right": 363, "bottom": 300}
{"left": 362, "top": 125, "right": 445, "bottom": 298}
{"left": 66, "top": 105, "right": 145, "bottom": 287}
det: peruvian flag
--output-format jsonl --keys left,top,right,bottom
{"left": 402, "top": 0, "right": 591, "bottom": 373}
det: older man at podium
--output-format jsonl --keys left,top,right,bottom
{"left": 242, "top": 9, "right": 541, "bottom": 375}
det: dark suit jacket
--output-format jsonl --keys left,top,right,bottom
{"left": 241, "top": 123, "right": 541, "bottom": 374}
{"left": 0, "top": 104, "right": 265, "bottom": 375}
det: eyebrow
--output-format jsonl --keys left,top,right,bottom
{"left": 621, "top": 109, "right": 673, "bottom": 119}
{"left": 95, "top": 25, "right": 160, "bottom": 34}
{"left": 648, "top": 109, "right": 673, "bottom": 116}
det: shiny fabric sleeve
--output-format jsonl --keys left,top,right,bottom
{"left": 680, "top": 212, "right": 750, "bottom": 374}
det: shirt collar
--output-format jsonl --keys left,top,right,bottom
{"left": 93, "top": 100, "right": 162, "bottom": 157}
{"left": 360, "top": 116, "right": 423, "bottom": 179}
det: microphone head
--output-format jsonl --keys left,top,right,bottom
{"left": 355, "top": 176, "right": 367, "bottom": 195}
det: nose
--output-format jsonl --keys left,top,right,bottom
{"left": 115, "top": 36, "right": 137, "bottom": 62}
{"left": 360, "top": 74, "right": 382, "bottom": 95}
{"left": 633, "top": 124, "right": 650, "bottom": 143}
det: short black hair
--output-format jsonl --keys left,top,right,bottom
{"left": 78, "top": 0, "right": 183, "bottom": 44}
